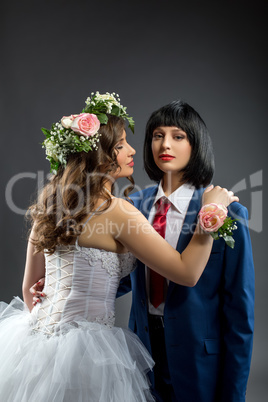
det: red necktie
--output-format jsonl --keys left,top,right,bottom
{"left": 150, "top": 198, "right": 171, "bottom": 308}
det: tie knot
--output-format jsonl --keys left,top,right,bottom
{"left": 156, "top": 198, "right": 171, "bottom": 216}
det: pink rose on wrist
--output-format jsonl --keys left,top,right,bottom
{"left": 61, "top": 113, "right": 100, "bottom": 137}
{"left": 199, "top": 203, "right": 228, "bottom": 232}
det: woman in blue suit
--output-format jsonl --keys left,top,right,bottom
{"left": 118, "top": 100, "right": 254, "bottom": 402}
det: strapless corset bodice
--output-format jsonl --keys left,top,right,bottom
{"left": 31, "top": 244, "right": 136, "bottom": 335}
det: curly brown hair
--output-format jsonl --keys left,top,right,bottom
{"left": 28, "top": 115, "right": 134, "bottom": 254}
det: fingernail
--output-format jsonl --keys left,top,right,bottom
{"left": 37, "top": 281, "right": 41, "bottom": 284}
{"left": 41, "top": 293, "right": 45, "bottom": 297}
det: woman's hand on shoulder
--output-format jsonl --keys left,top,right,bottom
{"left": 202, "top": 185, "right": 239, "bottom": 207}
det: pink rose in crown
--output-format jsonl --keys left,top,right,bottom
{"left": 199, "top": 203, "right": 228, "bottom": 232}
{"left": 61, "top": 113, "right": 100, "bottom": 137}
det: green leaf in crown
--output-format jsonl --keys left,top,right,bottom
{"left": 95, "top": 113, "right": 108, "bottom": 125}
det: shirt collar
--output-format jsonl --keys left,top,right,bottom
{"left": 154, "top": 182, "right": 195, "bottom": 213}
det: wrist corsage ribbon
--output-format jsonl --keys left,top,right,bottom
{"left": 199, "top": 203, "right": 238, "bottom": 249}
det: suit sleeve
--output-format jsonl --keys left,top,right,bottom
{"left": 220, "top": 205, "right": 255, "bottom": 401}
{"left": 116, "top": 275, "right": 132, "bottom": 298}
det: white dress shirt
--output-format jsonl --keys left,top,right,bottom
{"left": 147, "top": 182, "right": 195, "bottom": 315}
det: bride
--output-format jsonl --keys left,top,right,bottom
{"left": 0, "top": 92, "right": 238, "bottom": 401}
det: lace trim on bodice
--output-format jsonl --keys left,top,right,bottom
{"left": 75, "top": 243, "right": 136, "bottom": 277}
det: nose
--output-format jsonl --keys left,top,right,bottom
{"left": 128, "top": 144, "right": 136, "bottom": 155}
{"left": 161, "top": 135, "right": 171, "bottom": 149}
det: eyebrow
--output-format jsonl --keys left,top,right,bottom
{"left": 153, "top": 127, "right": 185, "bottom": 133}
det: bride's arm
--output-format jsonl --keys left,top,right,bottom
{"left": 22, "top": 228, "right": 45, "bottom": 311}
{"left": 114, "top": 186, "right": 238, "bottom": 287}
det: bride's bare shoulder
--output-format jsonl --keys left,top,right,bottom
{"left": 109, "top": 197, "right": 141, "bottom": 217}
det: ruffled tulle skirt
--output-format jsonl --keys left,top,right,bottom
{"left": 0, "top": 298, "right": 154, "bottom": 402}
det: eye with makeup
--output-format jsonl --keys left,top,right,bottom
{"left": 152, "top": 132, "right": 163, "bottom": 140}
{"left": 174, "top": 134, "right": 186, "bottom": 141}
{"left": 152, "top": 131, "right": 186, "bottom": 141}
{"left": 115, "top": 139, "right": 124, "bottom": 150}
{"left": 171, "top": 128, "right": 187, "bottom": 141}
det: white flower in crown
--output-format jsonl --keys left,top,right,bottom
{"left": 87, "top": 92, "right": 121, "bottom": 108}
{"left": 44, "top": 139, "right": 59, "bottom": 162}
{"left": 84, "top": 91, "right": 134, "bottom": 133}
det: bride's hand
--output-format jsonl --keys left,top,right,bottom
{"left": 202, "top": 185, "right": 239, "bottom": 207}
{"left": 30, "top": 277, "right": 46, "bottom": 306}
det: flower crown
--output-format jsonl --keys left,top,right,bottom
{"left": 41, "top": 92, "right": 134, "bottom": 173}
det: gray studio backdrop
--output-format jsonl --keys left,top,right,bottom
{"left": 1, "top": 1, "right": 267, "bottom": 400}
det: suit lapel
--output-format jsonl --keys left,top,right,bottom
{"left": 135, "top": 186, "right": 158, "bottom": 296}
{"left": 176, "top": 188, "right": 203, "bottom": 252}
{"left": 167, "top": 188, "right": 204, "bottom": 297}
{"left": 139, "top": 186, "right": 158, "bottom": 219}
{"left": 145, "top": 187, "right": 158, "bottom": 219}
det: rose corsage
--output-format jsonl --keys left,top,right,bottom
{"left": 198, "top": 203, "right": 238, "bottom": 249}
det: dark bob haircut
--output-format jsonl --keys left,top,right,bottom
{"left": 144, "top": 100, "right": 215, "bottom": 188}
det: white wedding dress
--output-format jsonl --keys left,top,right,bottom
{"left": 0, "top": 209, "right": 154, "bottom": 401}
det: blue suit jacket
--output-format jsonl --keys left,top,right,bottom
{"left": 118, "top": 185, "right": 254, "bottom": 402}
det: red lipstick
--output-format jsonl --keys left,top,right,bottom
{"left": 159, "top": 154, "right": 175, "bottom": 161}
